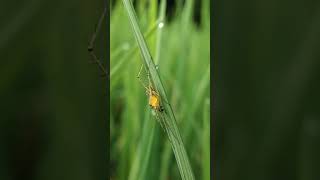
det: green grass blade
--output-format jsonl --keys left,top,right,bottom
{"left": 121, "top": 0, "right": 195, "bottom": 179}
{"left": 128, "top": 111, "right": 156, "bottom": 180}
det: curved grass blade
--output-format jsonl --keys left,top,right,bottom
{"left": 128, "top": 109, "right": 156, "bottom": 180}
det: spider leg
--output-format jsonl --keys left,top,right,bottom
{"left": 146, "top": 66, "right": 153, "bottom": 89}
{"left": 154, "top": 111, "right": 180, "bottom": 145}
{"left": 163, "top": 114, "right": 180, "bottom": 145}
{"left": 88, "top": 7, "right": 108, "bottom": 78}
{"left": 154, "top": 110, "right": 165, "bottom": 130}
{"left": 154, "top": 111, "right": 172, "bottom": 143}
{"left": 137, "top": 64, "right": 149, "bottom": 91}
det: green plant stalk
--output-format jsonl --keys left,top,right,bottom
{"left": 160, "top": 141, "right": 173, "bottom": 180}
{"left": 121, "top": 0, "right": 195, "bottom": 179}
{"left": 128, "top": 111, "right": 156, "bottom": 180}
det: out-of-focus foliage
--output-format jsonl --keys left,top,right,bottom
{"left": 214, "top": 0, "right": 320, "bottom": 179}
{"left": 0, "top": 0, "right": 108, "bottom": 180}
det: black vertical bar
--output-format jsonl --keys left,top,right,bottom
{"left": 104, "top": 0, "right": 110, "bottom": 179}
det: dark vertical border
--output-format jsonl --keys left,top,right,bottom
{"left": 104, "top": 0, "right": 110, "bottom": 179}
{"left": 211, "top": 0, "right": 216, "bottom": 179}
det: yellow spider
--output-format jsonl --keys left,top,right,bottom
{"left": 137, "top": 64, "right": 179, "bottom": 144}
{"left": 137, "top": 64, "right": 164, "bottom": 113}
{"left": 147, "top": 86, "right": 164, "bottom": 112}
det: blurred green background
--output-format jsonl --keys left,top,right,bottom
{"left": 0, "top": 0, "right": 210, "bottom": 179}
{"left": 3, "top": 0, "right": 320, "bottom": 179}
{"left": 214, "top": 0, "right": 320, "bottom": 179}
{"left": 0, "top": 0, "right": 108, "bottom": 180}
{"left": 110, "top": 0, "right": 210, "bottom": 180}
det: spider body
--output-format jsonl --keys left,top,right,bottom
{"left": 147, "top": 87, "right": 164, "bottom": 112}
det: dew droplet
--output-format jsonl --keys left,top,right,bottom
{"left": 158, "top": 22, "right": 164, "bottom": 29}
